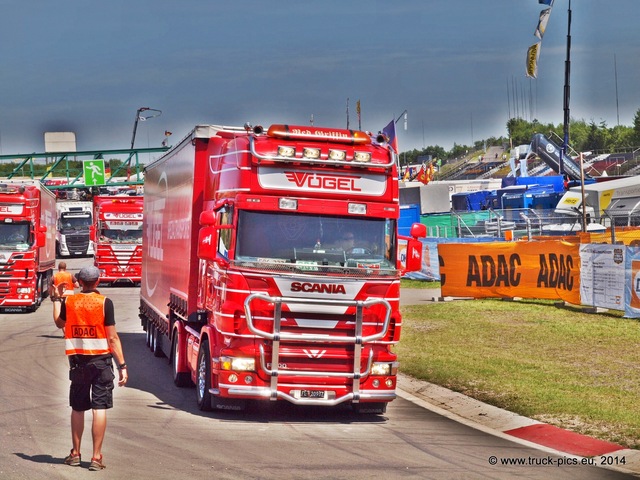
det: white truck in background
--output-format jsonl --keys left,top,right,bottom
{"left": 543, "top": 175, "right": 640, "bottom": 234}
{"left": 56, "top": 201, "right": 94, "bottom": 257}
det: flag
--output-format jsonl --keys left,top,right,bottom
{"left": 538, "top": 0, "right": 554, "bottom": 6}
{"left": 164, "top": 131, "right": 172, "bottom": 136}
{"left": 525, "top": 42, "right": 541, "bottom": 78}
{"left": 402, "top": 168, "right": 410, "bottom": 182}
{"left": 534, "top": 8, "right": 551, "bottom": 39}
{"left": 417, "top": 164, "right": 427, "bottom": 184}
{"left": 428, "top": 163, "right": 435, "bottom": 182}
{"left": 382, "top": 120, "right": 398, "bottom": 153}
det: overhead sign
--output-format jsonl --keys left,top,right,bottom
{"left": 83, "top": 160, "right": 106, "bottom": 186}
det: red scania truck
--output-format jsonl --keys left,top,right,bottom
{"left": 91, "top": 195, "right": 143, "bottom": 285}
{"left": 140, "top": 123, "right": 425, "bottom": 412}
{"left": 0, "top": 180, "right": 56, "bottom": 312}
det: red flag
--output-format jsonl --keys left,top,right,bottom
{"left": 417, "top": 164, "right": 427, "bottom": 184}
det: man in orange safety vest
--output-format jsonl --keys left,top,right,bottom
{"left": 52, "top": 266, "right": 128, "bottom": 471}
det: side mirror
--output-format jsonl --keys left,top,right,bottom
{"left": 410, "top": 223, "right": 426, "bottom": 238}
{"left": 404, "top": 238, "right": 423, "bottom": 272}
{"left": 400, "top": 222, "right": 426, "bottom": 273}
{"left": 36, "top": 232, "right": 46, "bottom": 248}
{"left": 197, "top": 226, "right": 217, "bottom": 261}
{"left": 197, "top": 224, "right": 231, "bottom": 268}
{"left": 199, "top": 210, "right": 216, "bottom": 226}
{"left": 89, "top": 225, "right": 96, "bottom": 242}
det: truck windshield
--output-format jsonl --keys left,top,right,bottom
{"left": 60, "top": 214, "right": 92, "bottom": 231}
{"left": 0, "top": 223, "right": 31, "bottom": 248}
{"left": 235, "top": 211, "right": 396, "bottom": 273}
{"left": 99, "top": 228, "right": 143, "bottom": 244}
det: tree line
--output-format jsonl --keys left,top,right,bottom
{"left": 400, "top": 108, "right": 640, "bottom": 167}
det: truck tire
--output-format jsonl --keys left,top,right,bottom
{"left": 153, "top": 326, "right": 165, "bottom": 358}
{"left": 145, "top": 323, "right": 152, "bottom": 348}
{"left": 147, "top": 323, "right": 155, "bottom": 351}
{"left": 196, "top": 339, "right": 213, "bottom": 411}
{"left": 172, "top": 334, "right": 192, "bottom": 387}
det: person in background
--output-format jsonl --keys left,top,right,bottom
{"left": 337, "top": 232, "right": 356, "bottom": 251}
{"left": 50, "top": 262, "right": 78, "bottom": 299}
{"left": 52, "top": 266, "right": 128, "bottom": 471}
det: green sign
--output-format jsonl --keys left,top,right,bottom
{"left": 83, "top": 160, "right": 106, "bottom": 186}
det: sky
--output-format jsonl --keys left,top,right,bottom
{"left": 1, "top": 0, "right": 639, "bottom": 156}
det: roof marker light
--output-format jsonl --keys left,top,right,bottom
{"left": 278, "top": 146, "right": 296, "bottom": 158}
{"left": 328, "top": 149, "right": 346, "bottom": 161}
{"left": 353, "top": 151, "right": 372, "bottom": 163}
{"left": 302, "top": 147, "right": 321, "bottom": 159}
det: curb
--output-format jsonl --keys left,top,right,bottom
{"left": 396, "top": 373, "right": 640, "bottom": 477}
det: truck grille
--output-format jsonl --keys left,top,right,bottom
{"left": 65, "top": 233, "right": 90, "bottom": 254}
{"left": 244, "top": 293, "right": 391, "bottom": 383}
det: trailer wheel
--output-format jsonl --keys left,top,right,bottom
{"left": 147, "top": 323, "right": 155, "bottom": 351}
{"left": 146, "top": 322, "right": 153, "bottom": 350}
{"left": 196, "top": 339, "right": 213, "bottom": 411}
{"left": 153, "top": 326, "right": 165, "bottom": 358}
{"left": 172, "top": 334, "right": 192, "bottom": 388}
{"left": 145, "top": 323, "right": 152, "bottom": 348}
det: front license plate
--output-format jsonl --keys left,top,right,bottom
{"left": 294, "top": 389, "right": 327, "bottom": 399}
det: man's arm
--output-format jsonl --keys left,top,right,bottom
{"left": 52, "top": 300, "right": 65, "bottom": 329}
{"left": 106, "top": 325, "right": 128, "bottom": 387}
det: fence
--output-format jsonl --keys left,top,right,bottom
{"left": 421, "top": 208, "right": 640, "bottom": 244}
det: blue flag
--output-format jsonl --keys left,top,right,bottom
{"left": 538, "top": 0, "right": 554, "bottom": 6}
{"left": 382, "top": 120, "right": 398, "bottom": 152}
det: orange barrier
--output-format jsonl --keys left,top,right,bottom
{"left": 439, "top": 240, "right": 581, "bottom": 305}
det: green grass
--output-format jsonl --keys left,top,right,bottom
{"left": 400, "top": 279, "right": 440, "bottom": 289}
{"left": 397, "top": 298, "right": 640, "bottom": 449}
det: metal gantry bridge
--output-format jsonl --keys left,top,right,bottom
{"left": 0, "top": 146, "right": 169, "bottom": 189}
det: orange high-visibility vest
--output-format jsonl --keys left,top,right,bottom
{"left": 64, "top": 293, "right": 110, "bottom": 356}
{"left": 53, "top": 271, "right": 75, "bottom": 297}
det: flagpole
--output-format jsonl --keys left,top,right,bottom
{"left": 560, "top": 0, "right": 572, "bottom": 176}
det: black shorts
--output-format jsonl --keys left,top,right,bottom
{"left": 68, "top": 356, "right": 115, "bottom": 411}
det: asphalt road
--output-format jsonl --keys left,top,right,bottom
{"left": 0, "top": 258, "right": 634, "bottom": 479}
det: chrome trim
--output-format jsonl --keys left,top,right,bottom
{"left": 258, "top": 344, "right": 373, "bottom": 379}
{"left": 242, "top": 293, "right": 393, "bottom": 404}
{"left": 221, "top": 385, "right": 396, "bottom": 406}
{"left": 243, "top": 294, "right": 391, "bottom": 343}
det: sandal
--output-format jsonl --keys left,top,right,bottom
{"left": 64, "top": 449, "right": 81, "bottom": 467}
{"left": 89, "top": 455, "right": 106, "bottom": 471}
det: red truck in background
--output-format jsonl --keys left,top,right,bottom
{"left": 140, "top": 123, "right": 425, "bottom": 413}
{"left": 0, "top": 180, "right": 56, "bottom": 312}
{"left": 91, "top": 195, "right": 143, "bottom": 285}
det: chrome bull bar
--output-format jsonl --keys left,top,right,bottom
{"left": 242, "top": 293, "right": 392, "bottom": 403}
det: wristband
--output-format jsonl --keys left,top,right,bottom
{"left": 118, "top": 363, "right": 127, "bottom": 370}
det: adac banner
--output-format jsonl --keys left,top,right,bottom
{"left": 439, "top": 240, "right": 580, "bottom": 304}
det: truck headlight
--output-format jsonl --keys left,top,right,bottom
{"left": 371, "top": 362, "right": 398, "bottom": 376}
{"left": 17, "top": 287, "right": 32, "bottom": 294}
{"left": 220, "top": 356, "right": 255, "bottom": 372}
